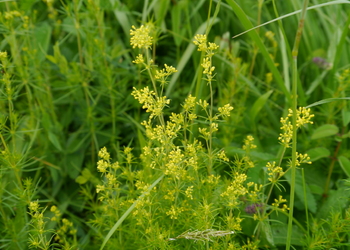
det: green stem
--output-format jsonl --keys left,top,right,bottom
{"left": 286, "top": 1, "right": 309, "bottom": 249}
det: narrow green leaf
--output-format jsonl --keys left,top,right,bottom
{"left": 311, "top": 124, "right": 339, "bottom": 140}
{"left": 153, "top": 0, "right": 170, "bottom": 27}
{"left": 249, "top": 90, "right": 273, "bottom": 123}
{"left": 306, "top": 97, "right": 350, "bottom": 108}
{"left": 225, "top": 0, "right": 290, "bottom": 102}
{"left": 171, "top": 1, "right": 184, "bottom": 46}
{"left": 306, "top": 70, "right": 328, "bottom": 95}
{"left": 338, "top": 156, "right": 350, "bottom": 178}
{"left": 33, "top": 22, "right": 52, "bottom": 62}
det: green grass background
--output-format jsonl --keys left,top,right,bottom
{"left": 0, "top": 0, "right": 350, "bottom": 249}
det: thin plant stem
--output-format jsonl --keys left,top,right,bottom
{"left": 286, "top": 0, "right": 309, "bottom": 249}
{"left": 324, "top": 134, "right": 342, "bottom": 198}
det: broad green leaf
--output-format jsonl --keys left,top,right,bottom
{"left": 306, "top": 147, "right": 330, "bottom": 161}
{"left": 75, "top": 175, "right": 88, "bottom": 184}
{"left": 341, "top": 131, "right": 350, "bottom": 139}
{"left": 342, "top": 110, "right": 350, "bottom": 126}
{"left": 75, "top": 168, "right": 93, "bottom": 184}
{"left": 311, "top": 124, "right": 339, "bottom": 140}
{"left": 249, "top": 90, "right": 273, "bottom": 123}
{"left": 260, "top": 221, "right": 275, "bottom": 247}
{"left": 317, "top": 187, "right": 350, "bottom": 219}
{"left": 338, "top": 156, "right": 350, "bottom": 178}
{"left": 271, "top": 225, "right": 305, "bottom": 246}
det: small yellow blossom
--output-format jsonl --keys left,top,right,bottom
{"left": 131, "top": 87, "right": 170, "bottom": 119}
{"left": 199, "top": 127, "right": 210, "bottom": 139}
{"left": 98, "top": 147, "right": 110, "bottom": 161}
{"left": 197, "top": 99, "right": 209, "bottom": 109}
{"left": 185, "top": 186, "right": 194, "bottom": 200}
{"left": 217, "top": 150, "right": 229, "bottom": 162}
{"left": 96, "top": 184, "right": 105, "bottom": 193}
{"left": 272, "top": 195, "right": 289, "bottom": 212}
{"left": 166, "top": 205, "right": 185, "bottom": 219}
{"left": 218, "top": 104, "right": 234, "bottom": 117}
{"left": 242, "top": 135, "right": 257, "bottom": 151}
{"left": 97, "top": 160, "right": 108, "bottom": 173}
{"left": 29, "top": 201, "right": 39, "bottom": 212}
{"left": 0, "top": 51, "right": 8, "bottom": 60}
{"left": 291, "top": 152, "right": 312, "bottom": 167}
{"left": 265, "top": 72, "right": 273, "bottom": 84}
{"left": 154, "top": 64, "right": 177, "bottom": 86}
{"left": 193, "top": 34, "right": 207, "bottom": 51}
{"left": 266, "top": 161, "right": 284, "bottom": 183}
{"left": 183, "top": 94, "right": 196, "bottom": 111}
{"left": 132, "top": 54, "right": 144, "bottom": 64}
{"left": 130, "top": 25, "right": 153, "bottom": 49}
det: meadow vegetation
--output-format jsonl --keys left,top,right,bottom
{"left": 0, "top": 0, "right": 350, "bottom": 249}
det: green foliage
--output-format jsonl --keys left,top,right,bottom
{"left": 0, "top": 0, "right": 349, "bottom": 249}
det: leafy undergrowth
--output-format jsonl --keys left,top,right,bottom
{"left": 0, "top": 0, "right": 350, "bottom": 249}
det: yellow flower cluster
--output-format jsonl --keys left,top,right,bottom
{"left": 155, "top": 64, "right": 178, "bottom": 86}
{"left": 130, "top": 25, "right": 153, "bottom": 49}
{"left": 131, "top": 86, "right": 170, "bottom": 119}
{"left": 202, "top": 174, "right": 221, "bottom": 185}
{"left": 293, "top": 107, "right": 315, "bottom": 128}
{"left": 164, "top": 147, "right": 186, "bottom": 179}
{"left": 4, "top": 10, "right": 21, "bottom": 20}
{"left": 289, "top": 152, "right": 312, "bottom": 167}
{"left": 217, "top": 150, "right": 229, "bottom": 162}
{"left": 50, "top": 205, "right": 61, "bottom": 221}
{"left": 218, "top": 104, "right": 234, "bottom": 118}
{"left": 271, "top": 195, "right": 289, "bottom": 212}
{"left": 221, "top": 173, "right": 248, "bottom": 208}
{"left": 0, "top": 51, "right": 7, "bottom": 60}
{"left": 266, "top": 161, "right": 284, "bottom": 183}
{"left": 226, "top": 214, "right": 243, "bottom": 231}
{"left": 98, "top": 146, "right": 110, "bottom": 161}
{"left": 132, "top": 54, "right": 144, "bottom": 64}
{"left": 55, "top": 218, "right": 77, "bottom": 244}
{"left": 265, "top": 31, "right": 278, "bottom": 48}
{"left": 166, "top": 205, "right": 185, "bottom": 219}
{"left": 242, "top": 135, "right": 257, "bottom": 151}
{"left": 183, "top": 94, "right": 196, "bottom": 112}
{"left": 279, "top": 107, "right": 314, "bottom": 147}
{"left": 193, "top": 34, "right": 219, "bottom": 81}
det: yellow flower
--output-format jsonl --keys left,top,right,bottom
{"left": 132, "top": 54, "right": 144, "bottom": 64}
{"left": 130, "top": 25, "right": 153, "bottom": 49}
